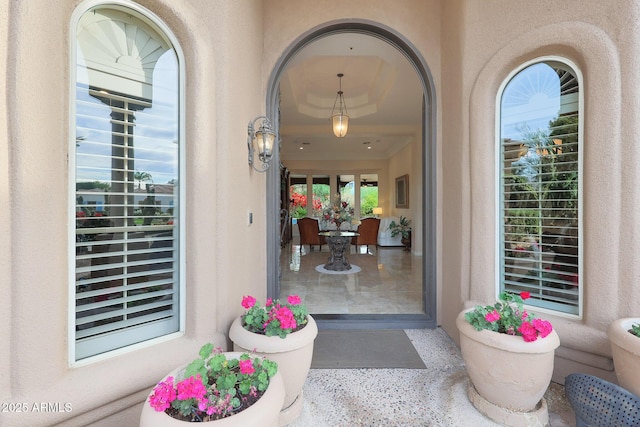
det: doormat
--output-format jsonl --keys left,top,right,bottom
{"left": 311, "top": 329, "right": 426, "bottom": 369}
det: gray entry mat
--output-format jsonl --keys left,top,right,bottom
{"left": 311, "top": 329, "right": 426, "bottom": 369}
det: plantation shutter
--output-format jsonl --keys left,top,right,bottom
{"left": 499, "top": 61, "right": 581, "bottom": 315}
{"left": 74, "top": 6, "right": 182, "bottom": 360}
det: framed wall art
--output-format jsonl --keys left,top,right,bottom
{"left": 395, "top": 174, "right": 409, "bottom": 208}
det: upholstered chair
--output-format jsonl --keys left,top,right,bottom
{"left": 352, "top": 218, "right": 380, "bottom": 250}
{"left": 297, "top": 217, "right": 326, "bottom": 251}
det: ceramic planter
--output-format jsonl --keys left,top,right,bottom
{"left": 608, "top": 317, "right": 640, "bottom": 396}
{"left": 139, "top": 352, "right": 285, "bottom": 427}
{"left": 229, "top": 315, "right": 318, "bottom": 426}
{"left": 456, "top": 310, "right": 560, "bottom": 426}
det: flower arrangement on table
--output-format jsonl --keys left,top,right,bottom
{"left": 147, "top": 343, "right": 278, "bottom": 422}
{"left": 241, "top": 295, "right": 309, "bottom": 339}
{"left": 465, "top": 291, "right": 553, "bottom": 342}
{"left": 320, "top": 194, "right": 357, "bottom": 230}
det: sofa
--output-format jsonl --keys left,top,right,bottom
{"left": 377, "top": 217, "right": 403, "bottom": 247}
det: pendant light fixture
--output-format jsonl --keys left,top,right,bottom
{"left": 330, "top": 73, "right": 349, "bottom": 138}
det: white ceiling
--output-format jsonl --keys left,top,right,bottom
{"left": 278, "top": 33, "right": 423, "bottom": 162}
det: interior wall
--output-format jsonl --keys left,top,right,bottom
{"left": 285, "top": 131, "right": 423, "bottom": 256}
{"left": 387, "top": 138, "right": 423, "bottom": 256}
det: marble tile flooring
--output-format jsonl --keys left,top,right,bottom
{"left": 279, "top": 242, "right": 424, "bottom": 314}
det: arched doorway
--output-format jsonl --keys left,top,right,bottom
{"left": 266, "top": 21, "right": 437, "bottom": 329}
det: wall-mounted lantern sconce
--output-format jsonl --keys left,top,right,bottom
{"left": 247, "top": 116, "right": 276, "bottom": 173}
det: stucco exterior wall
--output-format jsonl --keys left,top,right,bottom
{"left": 0, "top": 0, "right": 269, "bottom": 425}
{"left": 440, "top": 0, "right": 640, "bottom": 381}
{"left": 3, "top": 0, "right": 640, "bottom": 424}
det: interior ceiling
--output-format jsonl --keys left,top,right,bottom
{"left": 279, "top": 33, "right": 423, "bottom": 162}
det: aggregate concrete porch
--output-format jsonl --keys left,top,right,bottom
{"left": 289, "top": 328, "right": 575, "bottom": 427}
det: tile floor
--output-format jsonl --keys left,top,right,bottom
{"left": 280, "top": 243, "right": 423, "bottom": 314}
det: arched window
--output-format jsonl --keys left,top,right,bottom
{"left": 498, "top": 59, "right": 581, "bottom": 316}
{"left": 71, "top": 2, "right": 184, "bottom": 360}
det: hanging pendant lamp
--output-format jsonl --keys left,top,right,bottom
{"left": 330, "top": 73, "right": 349, "bottom": 138}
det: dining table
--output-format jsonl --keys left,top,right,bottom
{"left": 318, "top": 231, "right": 359, "bottom": 271}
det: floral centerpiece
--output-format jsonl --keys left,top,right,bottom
{"left": 320, "top": 194, "right": 356, "bottom": 230}
{"left": 464, "top": 291, "right": 553, "bottom": 342}
{"left": 146, "top": 343, "right": 278, "bottom": 422}
{"left": 241, "top": 295, "right": 309, "bottom": 339}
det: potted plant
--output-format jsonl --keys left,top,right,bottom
{"left": 140, "top": 343, "right": 285, "bottom": 426}
{"left": 229, "top": 295, "right": 317, "bottom": 426}
{"left": 389, "top": 216, "right": 411, "bottom": 250}
{"left": 608, "top": 317, "right": 640, "bottom": 396}
{"left": 456, "top": 291, "right": 560, "bottom": 426}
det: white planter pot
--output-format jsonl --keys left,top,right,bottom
{"left": 608, "top": 317, "right": 640, "bottom": 396}
{"left": 229, "top": 315, "right": 318, "bottom": 426}
{"left": 456, "top": 310, "right": 560, "bottom": 426}
{"left": 139, "top": 352, "right": 285, "bottom": 427}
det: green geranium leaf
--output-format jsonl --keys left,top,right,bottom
{"left": 199, "top": 342, "right": 214, "bottom": 359}
{"left": 217, "top": 373, "right": 237, "bottom": 391}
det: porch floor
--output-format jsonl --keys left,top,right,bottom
{"left": 289, "top": 327, "right": 575, "bottom": 426}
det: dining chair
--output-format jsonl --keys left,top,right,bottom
{"left": 352, "top": 218, "right": 380, "bottom": 250}
{"left": 297, "top": 217, "right": 326, "bottom": 252}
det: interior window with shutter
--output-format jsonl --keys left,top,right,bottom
{"left": 73, "top": 5, "right": 183, "bottom": 360}
{"left": 498, "top": 59, "right": 581, "bottom": 315}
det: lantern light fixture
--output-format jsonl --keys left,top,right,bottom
{"left": 247, "top": 116, "right": 276, "bottom": 172}
{"left": 330, "top": 73, "right": 349, "bottom": 138}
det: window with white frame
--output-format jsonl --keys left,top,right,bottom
{"left": 72, "top": 3, "right": 184, "bottom": 360}
{"left": 498, "top": 59, "right": 581, "bottom": 315}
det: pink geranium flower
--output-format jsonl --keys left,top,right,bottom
{"left": 241, "top": 295, "right": 256, "bottom": 309}
{"left": 485, "top": 309, "right": 500, "bottom": 323}
{"left": 240, "top": 294, "right": 308, "bottom": 338}
{"left": 287, "top": 295, "right": 302, "bottom": 305}
{"left": 532, "top": 318, "right": 553, "bottom": 338}
{"left": 176, "top": 374, "right": 207, "bottom": 401}
{"left": 239, "top": 359, "right": 255, "bottom": 375}
{"left": 465, "top": 291, "right": 554, "bottom": 343}
{"left": 275, "top": 306, "right": 297, "bottom": 330}
{"left": 149, "top": 376, "right": 177, "bottom": 412}
{"left": 517, "top": 321, "right": 539, "bottom": 342}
